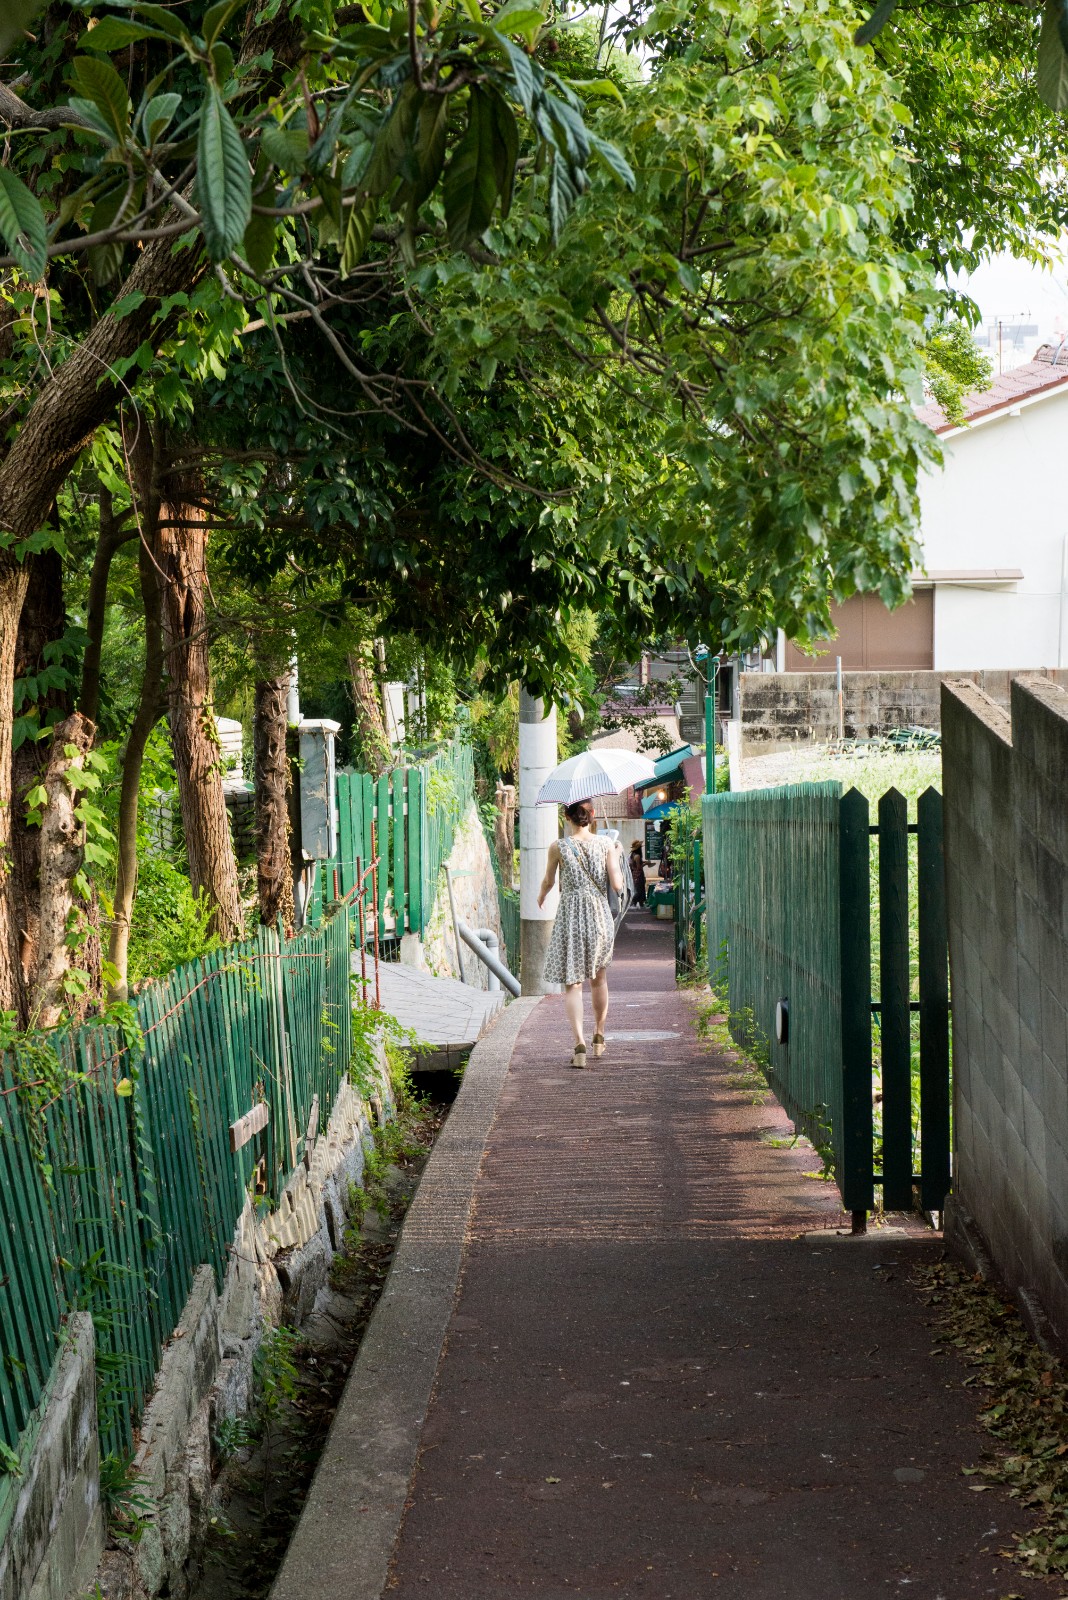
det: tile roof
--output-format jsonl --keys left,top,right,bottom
{"left": 916, "top": 342, "right": 1068, "bottom": 434}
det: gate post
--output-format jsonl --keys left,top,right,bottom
{"left": 918, "top": 787, "right": 952, "bottom": 1211}
{"left": 839, "top": 788, "right": 874, "bottom": 1228}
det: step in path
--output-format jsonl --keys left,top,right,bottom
{"left": 281, "top": 912, "right": 1040, "bottom": 1600}
{"left": 370, "top": 962, "right": 506, "bottom": 1069}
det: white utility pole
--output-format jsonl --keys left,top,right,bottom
{"left": 518, "top": 688, "right": 558, "bottom": 994}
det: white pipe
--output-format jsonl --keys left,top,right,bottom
{"left": 457, "top": 921, "right": 521, "bottom": 997}
{"left": 519, "top": 691, "right": 558, "bottom": 922}
{"left": 287, "top": 654, "right": 300, "bottom": 726}
{"left": 475, "top": 927, "right": 501, "bottom": 990}
{"left": 1059, "top": 533, "right": 1067, "bottom": 669}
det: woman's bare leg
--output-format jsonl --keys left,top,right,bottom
{"left": 591, "top": 968, "right": 609, "bottom": 1038}
{"left": 563, "top": 981, "right": 586, "bottom": 1048}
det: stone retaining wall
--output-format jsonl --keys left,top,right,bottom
{"left": 942, "top": 675, "right": 1068, "bottom": 1352}
{"left": 412, "top": 802, "right": 502, "bottom": 989}
{"left": 740, "top": 667, "right": 1068, "bottom": 754}
{"left": 15, "top": 1042, "right": 394, "bottom": 1600}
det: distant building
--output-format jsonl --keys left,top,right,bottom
{"left": 779, "top": 343, "right": 1068, "bottom": 674}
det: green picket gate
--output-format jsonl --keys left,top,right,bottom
{"left": 703, "top": 782, "right": 951, "bottom": 1226}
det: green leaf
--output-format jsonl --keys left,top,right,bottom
{"left": 202, "top": 0, "right": 244, "bottom": 47}
{"left": 0, "top": 168, "right": 46, "bottom": 278}
{"left": 362, "top": 81, "right": 421, "bottom": 198}
{"left": 489, "top": 4, "right": 544, "bottom": 43}
{"left": 443, "top": 87, "right": 499, "bottom": 249}
{"left": 340, "top": 196, "right": 378, "bottom": 276}
{"left": 242, "top": 210, "right": 278, "bottom": 276}
{"left": 139, "top": 91, "right": 182, "bottom": 144}
{"left": 486, "top": 89, "right": 519, "bottom": 219}
{"left": 589, "top": 131, "right": 634, "bottom": 189}
{"left": 88, "top": 184, "right": 140, "bottom": 285}
{"left": 211, "top": 41, "right": 235, "bottom": 85}
{"left": 260, "top": 123, "right": 310, "bottom": 172}
{"left": 496, "top": 32, "right": 537, "bottom": 117}
{"left": 0, "top": 0, "right": 43, "bottom": 54}
{"left": 568, "top": 76, "right": 626, "bottom": 105}
{"left": 196, "top": 83, "right": 252, "bottom": 261}
{"left": 79, "top": 17, "right": 164, "bottom": 50}
{"left": 1038, "top": 0, "right": 1068, "bottom": 110}
{"left": 853, "top": 0, "right": 898, "bottom": 46}
{"left": 408, "top": 94, "right": 449, "bottom": 208}
{"left": 68, "top": 56, "right": 131, "bottom": 143}
{"left": 547, "top": 148, "right": 581, "bottom": 242}
{"left": 129, "top": 4, "right": 196, "bottom": 43}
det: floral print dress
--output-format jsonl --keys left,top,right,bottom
{"left": 544, "top": 834, "right": 616, "bottom": 987}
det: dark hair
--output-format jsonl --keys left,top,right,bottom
{"left": 563, "top": 800, "right": 595, "bottom": 827}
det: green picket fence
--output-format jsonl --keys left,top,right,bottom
{"left": 306, "top": 740, "right": 475, "bottom": 939}
{"left": 0, "top": 906, "right": 351, "bottom": 1464}
{"left": 478, "top": 800, "right": 519, "bottom": 969}
{"left": 703, "top": 783, "right": 950, "bottom": 1223}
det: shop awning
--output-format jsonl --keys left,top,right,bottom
{"left": 634, "top": 744, "right": 695, "bottom": 792}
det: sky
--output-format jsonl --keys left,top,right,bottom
{"left": 953, "top": 251, "right": 1068, "bottom": 372}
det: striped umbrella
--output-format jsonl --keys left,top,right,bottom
{"left": 535, "top": 748, "right": 657, "bottom": 806}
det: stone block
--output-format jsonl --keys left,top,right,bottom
{"left": 134, "top": 1267, "right": 220, "bottom": 1500}
{"left": 0, "top": 1314, "right": 104, "bottom": 1600}
{"left": 275, "top": 1226, "right": 331, "bottom": 1325}
{"left": 94, "top": 1549, "right": 150, "bottom": 1600}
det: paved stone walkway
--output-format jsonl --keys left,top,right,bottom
{"left": 374, "top": 963, "right": 505, "bottom": 1069}
{"left": 385, "top": 913, "right": 1040, "bottom": 1600}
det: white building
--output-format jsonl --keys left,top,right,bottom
{"left": 781, "top": 344, "right": 1068, "bottom": 673}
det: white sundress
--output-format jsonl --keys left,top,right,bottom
{"left": 544, "top": 835, "right": 616, "bottom": 987}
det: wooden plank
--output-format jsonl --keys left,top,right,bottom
{"left": 918, "top": 786, "right": 952, "bottom": 1211}
{"left": 349, "top": 774, "right": 364, "bottom": 896}
{"left": 839, "top": 787, "right": 874, "bottom": 1214}
{"left": 879, "top": 787, "right": 913, "bottom": 1211}
{"left": 336, "top": 772, "right": 354, "bottom": 897}
{"left": 229, "top": 1101, "right": 270, "bottom": 1153}
{"left": 375, "top": 771, "right": 390, "bottom": 937}
{"left": 392, "top": 768, "right": 406, "bottom": 931}
{"left": 407, "top": 767, "right": 423, "bottom": 934}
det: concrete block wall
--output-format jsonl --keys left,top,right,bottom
{"left": 942, "top": 676, "right": 1068, "bottom": 1349}
{"left": 740, "top": 667, "right": 1068, "bottom": 754}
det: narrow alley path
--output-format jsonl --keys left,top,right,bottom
{"left": 385, "top": 914, "right": 1035, "bottom": 1599}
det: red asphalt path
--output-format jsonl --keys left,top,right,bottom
{"left": 387, "top": 913, "right": 1041, "bottom": 1600}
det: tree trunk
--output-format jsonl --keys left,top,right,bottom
{"left": 79, "top": 485, "right": 134, "bottom": 727}
{"left": 157, "top": 460, "right": 242, "bottom": 944}
{"left": 254, "top": 675, "right": 295, "bottom": 936}
{"left": 11, "top": 548, "right": 68, "bottom": 1023}
{"left": 0, "top": 560, "right": 30, "bottom": 1012}
{"left": 494, "top": 781, "right": 516, "bottom": 892}
{"left": 108, "top": 527, "right": 165, "bottom": 1001}
{"left": 347, "top": 643, "right": 390, "bottom": 776}
{"left": 32, "top": 711, "right": 95, "bottom": 1030}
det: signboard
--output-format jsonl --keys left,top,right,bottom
{"left": 645, "top": 821, "right": 665, "bottom": 863}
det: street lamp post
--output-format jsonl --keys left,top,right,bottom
{"left": 694, "top": 645, "right": 721, "bottom": 795}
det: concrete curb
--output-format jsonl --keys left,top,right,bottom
{"left": 270, "top": 995, "right": 541, "bottom": 1600}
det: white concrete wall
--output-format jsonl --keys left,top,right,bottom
{"left": 919, "top": 393, "right": 1068, "bottom": 670}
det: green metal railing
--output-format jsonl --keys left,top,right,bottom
{"left": 0, "top": 905, "right": 352, "bottom": 1463}
{"left": 703, "top": 783, "right": 950, "bottom": 1223}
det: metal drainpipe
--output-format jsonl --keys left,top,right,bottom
{"left": 457, "top": 921, "right": 521, "bottom": 997}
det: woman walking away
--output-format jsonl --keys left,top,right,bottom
{"left": 539, "top": 800, "right": 624, "bottom": 1069}
{"left": 629, "top": 841, "right": 647, "bottom": 908}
